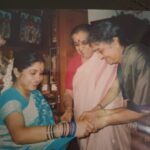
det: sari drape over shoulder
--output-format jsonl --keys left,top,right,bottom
{"left": 0, "top": 88, "right": 73, "bottom": 150}
{"left": 73, "top": 52, "right": 131, "bottom": 150}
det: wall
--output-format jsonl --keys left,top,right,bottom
{"left": 88, "top": 9, "right": 150, "bottom": 23}
{"left": 88, "top": 9, "right": 116, "bottom": 23}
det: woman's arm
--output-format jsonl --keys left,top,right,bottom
{"left": 60, "top": 89, "right": 73, "bottom": 122}
{"left": 5, "top": 112, "right": 47, "bottom": 144}
{"left": 92, "top": 108, "right": 146, "bottom": 130}
{"left": 94, "top": 78, "right": 120, "bottom": 109}
{"left": 5, "top": 111, "right": 93, "bottom": 144}
{"left": 79, "top": 107, "right": 146, "bottom": 132}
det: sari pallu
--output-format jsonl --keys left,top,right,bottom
{"left": 0, "top": 88, "right": 73, "bottom": 150}
{"left": 73, "top": 52, "right": 131, "bottom": 150}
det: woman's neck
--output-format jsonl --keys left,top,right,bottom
{"left": 13, "top": 83, "right": 30, "bottom": 100}
{"left": 81, "top": 57, "right": 88, "bottom": 64}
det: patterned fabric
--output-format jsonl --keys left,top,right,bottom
{"left": 0, "top": 87, "right": 73, "bottom": 150}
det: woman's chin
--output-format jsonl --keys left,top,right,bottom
{"left": 30, "top": 86, "right": 37, "bottom": 91}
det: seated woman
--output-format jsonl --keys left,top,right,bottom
{"left": 0, "top": 50, "right": 93, "bottom": 150}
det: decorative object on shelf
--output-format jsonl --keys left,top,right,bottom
{"left": 0, "top": 36, "right": 9, "bottom": 93}
{"left": 0, "top": 10, "right": 12, "bottom": 39}
{"left": 1, "top": 59, "right": 14, "bottom": 94}
{"left": 41, "top": 73, "right": 50, "bottom": 95}
{"left": 19, "top": 12, "right": 42, "bottom": 45}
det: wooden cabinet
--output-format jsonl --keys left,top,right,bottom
{"left": 55, "top": 9, "right": 88, "bottom": 112}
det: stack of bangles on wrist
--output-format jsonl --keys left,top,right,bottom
{"left": 47, "top": 121, "right": 76, "bottom": 140}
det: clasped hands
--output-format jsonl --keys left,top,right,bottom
{"left": 77, "top": 107, "right": 108, "bottom": 137}
{"left": 61, "top": 107, "right": 107, "bottom": 138}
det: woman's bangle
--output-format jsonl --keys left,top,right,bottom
{"left": 47, "top": 125, "right": 51, "bottom": 140}
{"left": 47, "top": 121, "right": 77, "bottom": 140}
{"left": 67, "top": 121, "right": 76, "bottom": 137}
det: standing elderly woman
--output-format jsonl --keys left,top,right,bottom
{"left": 61, "top": 24, "right": 130, "bottom": 150}
{"left": 80, "top": 15, "right": 150, "bottom": 149}
{"left": 61, "top": 24, "right": 93, "bottom": 122}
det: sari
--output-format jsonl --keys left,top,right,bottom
{"left": 0, "top": 87, "right": 73, "bottom": 150}
{"left": 73, "top": 52, "right": 131, "bottom": 150}
{"left": 120, "top": 44, "right": 150, "bottom": 150}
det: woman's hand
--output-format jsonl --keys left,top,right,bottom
{"left": 75, "top": 120, "right": 94, "bottom": 138}
{"left": 91, "top": 104, "right": 103, "bottom": 111}
{"left": 78, "top": 109, "right": 107, "bottom": 132}
{"left": 79, "top": 108, "right": 106, "bottom": 122}
{"left": 60, "top": 109, "right": 73, "bottom": 122}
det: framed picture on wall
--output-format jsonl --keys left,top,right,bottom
{"left": 0, "top": 10, "right": 12, "bottom": 39}
{"left": 19, "top": 12, "right": 42, "bottom": 45}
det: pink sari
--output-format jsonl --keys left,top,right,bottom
{"left": 73, "top": 52, "right": 131, "bottom": 150}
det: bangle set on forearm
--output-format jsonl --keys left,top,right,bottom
{"left": 47, "top": 121, "right": 76, "bottom": 140}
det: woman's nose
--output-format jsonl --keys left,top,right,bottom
{"left": 36, "top": 75, "right": 42, "bottom": 82}
{"left": 79, "top": 44, "right": 86, "bottom": 51}
{"left": 99, "top": 54, "right": 105, "bottom": 60}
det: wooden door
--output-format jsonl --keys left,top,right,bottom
{"left": 56, "top": 9, "right": 88, "bottom": 112}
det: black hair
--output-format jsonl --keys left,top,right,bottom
{"left": 70, "top": 24, "right": 91, "bottom": 36}
{"left": 89, "top": 19, "right": 128, "bottom": 46}
{"left": 140, "top": 25, "right": 150, "bottom": 47}
{"left": 13, "top": 50, "right": 44, "bottom": 81}
{"left": 70, "top": 24, "right": 91, "bottom": 43}
{"left": 113, "top": 14, "right": 149, "bottom": 45}
{"left": 89, "top": 14, "right": 150, "bottom": 46}
{"left": 14, "top": 50, "right": 44, "bottom": 71}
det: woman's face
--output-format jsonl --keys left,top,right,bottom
{"left": 91, "top": 38, "right": 124, "bottom": 64}
{"left": 15, "top": 62, "right": 44, "bottom": 92}
{"left": 72, "top": 31, "right": 93, "bottom": 59}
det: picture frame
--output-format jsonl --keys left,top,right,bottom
{"left": 19, "top": 12, "right": 42, "bottom": 45}
{"left": 0, "top": 10, "right": 12, "bottom": 39}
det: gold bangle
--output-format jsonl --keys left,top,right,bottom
{"left": 47, "top": 125, "right": 51, "bottom": 140}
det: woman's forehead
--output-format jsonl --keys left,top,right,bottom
{"left": 25, "top": 62, "right": 45, "bottom": 70}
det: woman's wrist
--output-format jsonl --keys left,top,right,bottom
{"left": 65, "top": 107, "right": 73, "bottom": 112}
{"left": 46, "top": 121, "right": 76, "bottom": 140}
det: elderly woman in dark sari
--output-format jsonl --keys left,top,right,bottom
{"left": 79, "top": 14, "right": 150, "bottom": 149}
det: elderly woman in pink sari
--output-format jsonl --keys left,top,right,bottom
{"left": 73, "top": 51, "right": 131, "bottom": 150}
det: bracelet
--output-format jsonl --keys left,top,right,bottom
{"left": 97, "top": 103, "right": 104, "bottom": 109}
{"left": 50, "top": 125, "right": 54, "bottom": 139}
{"left": 67, "top": 121, "right": 76, "bottom": 137}
{"left": 61, "top": 122, "right": 68, "bottom": 137}
{"left": 71, "top": 121, "right": 76, "bottom": 137}
{"left": 47, "top": 125, "right": 50, "bottom": 140}
{"left": 47, "top": 121, "right": 77, "bottom": 140}
{"left": 47, "top": 125, "right": 53, "bottom": 140}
